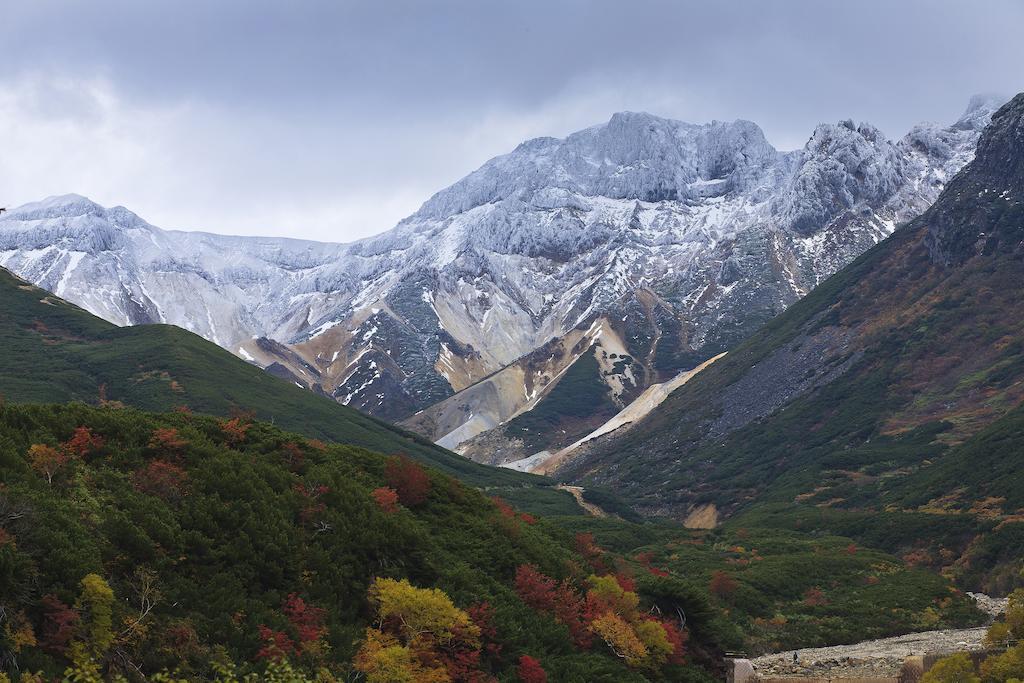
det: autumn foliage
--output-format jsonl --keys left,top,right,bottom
{"left": 517, "top": 654, "right": 547, "bottom": 682}
{"left": 64, "top": 426, "right": 104, "bottom": 458}
{"left": 513, "top": 565, "right": 687, "bottom": 671}
{"left": 282, "top": 593, "right": 328, "bottom": 656}
{"left": 28, "top": 444, "right": 69, "bottom": 485}
{"left": 372, "top": 486, "right": 400, "bottom": 513}
{"left": 385, "top": 455, "right": 431, "bottom": 507}
{"left": 514, "top": 564, "right": 592, "bottom": 648}
{"left": 467, "top": 602, "right": 502, "bottom": 659}
{"left": 39, "top": 595, "right": 79, "bottom": 655}
{"left": 354, "top": 577, "right": 484, "bottom": 682}
{"left": 132, "top": 459, "right": 188, "bottom": 500}
{"left": 148, "top": 427, "right": 188, "bottom": 453}
{"left": 220, "top": 417, "right": 251, "bottom": 445}
{"left": 27, "top": 425, "right": 104, "bottom": 485}
{"left": 256, "top": 625, "right": 296, "bottom": 662}
{"left": 709, "top": 570, "right": 739, "bottom": 600}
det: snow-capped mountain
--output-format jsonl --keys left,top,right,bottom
{"left": 0, "top": 96, "right": 1004, "bottom": 456}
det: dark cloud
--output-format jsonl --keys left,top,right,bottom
{"left": 1, "top": 0, "right": 1021, "bottom": 240}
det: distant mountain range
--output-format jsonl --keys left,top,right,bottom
{"left": 0, "top": 95, "right": 1005, "bottom": 464}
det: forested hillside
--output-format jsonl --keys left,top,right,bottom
{"left": 0, "top": 403, "right": 717, "bottom": 681}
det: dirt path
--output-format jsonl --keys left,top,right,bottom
{"left": 557, "top": 485, "right": 607, "bottom": 517}
{"left": 750, "top": 593, "right": 1007, "bottom": 678}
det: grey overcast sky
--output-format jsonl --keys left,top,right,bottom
{"left": 1, "top": 0, "right": 1021, "bottom": 242}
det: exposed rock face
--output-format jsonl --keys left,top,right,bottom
{"left": 925, "top": 93, "right": 1024, "bottom": 266}
{"left": 0, "top": 98, "right": 1002, "bottom": 442}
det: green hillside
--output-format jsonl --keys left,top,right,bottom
{"left": 564, "top": 94, "right": 1024, "bottom": 594}
{"left": 0, "top": 268, "right": 578, "bottom": 509}
{"left": 0, "top": 402, "right": 722, "bottom": 680}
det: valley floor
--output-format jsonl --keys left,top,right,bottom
{"left": 750, "top": 594, "right": 1007, "bottom": 678}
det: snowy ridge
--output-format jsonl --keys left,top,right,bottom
{"left": 0, "top": 97, "right": 1004, "bottom": 437}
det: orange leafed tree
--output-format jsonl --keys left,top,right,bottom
{"left": 64, "top": 426, "right": 103, "bottom": 457}
{"left": 372, "top": 487, "right": 400, "bottom": 513}
{"left": 149, "top": 427, "right": 188, "bottom": 453}
{"left": 28, "top": 444, "right": 69, "bottom": 485}
{"left": 220, "top": 417, "right": 251, "bottom": 445}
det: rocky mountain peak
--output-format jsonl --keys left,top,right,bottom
{"left": 954, "top": 93, "right": 1010, "bottom": 131}
{"left": 925, "top": 93, "right": 1024, "bottom": 266}
{"left": 411, "top": 111, "right": 780, "bottom": 220}
{"left": 2, "top": 193, "right": 105, "bottom": 221}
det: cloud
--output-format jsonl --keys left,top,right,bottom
{"left": 1, "top": 1, "right": 1022, "bottom": 241}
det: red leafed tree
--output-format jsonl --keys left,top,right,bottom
{"left": 39, "top": 594, "right": 79, "bottom": 655}
{"left": 437, "top": 629, "right": 487, "bottom": 683}
{"left": 306, "top": 438, "right": 327, "bottom": 452}
{"left": 256, "top": 624, "right": 296, "bottom": 661}
{"left": 491, "top": 496, "right": 516, "bottom": 518}
{"left": 64, "top": 426, "right": 103, "bottom": 457}
{"left": 517, "top": 655, "right": 548, "bottom": 683}
{"left": 220, "top": 417, "right": 251, "bottom": 445}
{"left": 132, "top": 460, "right": 188, "bottom": 500}
{"left": 658, "top": 618, "right": 688, "bottom": 665}
{"left": 372, "top": 487, "right": 400, "bottom": 513}
{"left": 468, "top": 602, "right": 502, "bottom": 659}
{"left": 614, "top": 572, "right": 636, "bottom": 593}
{"left": 283, "top": 593, "right": 327, "bottom": 647}
{"left": 149, "top": 427, "right": 188, "bottom": 453}
{"left": 385, "top": 455, "right": 431, "bottom": 507}
{"left": 514, "top": 565, "right": 591, "bottom": 648}
{"left": 515, "top": 565, "right": 558, "bottom": 612}
{"left": 519, "top": 512, "right": 537, "bottom": 525}
{"left": 709, "top": 570, "right": 739, "bottom": 600}
{"left": 575, "top": 532, "right": 608, "bottom": 573}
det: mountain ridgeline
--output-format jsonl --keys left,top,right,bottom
{"left": 559, "top": 93, "right": 1024, "bottom": 594}
{"left": 0, "top": 266, "right": 575, "bottom": 506}
{"left": 0, "top": 97, "right": 1003, "bottom": 465}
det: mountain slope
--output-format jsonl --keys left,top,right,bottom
{"left": 556, "top": 93, "right": 1024, "bottom": 592}
{"left": 0, "top": 266, "right": 559, "bottom": 496}
{"left": 0, "top": 401, "right": 721, "bottom": 680}
{"left": 0, "top": 98, "right": 1002, "bottom": 446}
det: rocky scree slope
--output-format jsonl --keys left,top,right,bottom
{"left": 557, "top": 93, "right": 1024, "bottom": 592}
{"left": 0, "top": 98, "right": 1002, "bottom": 446}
